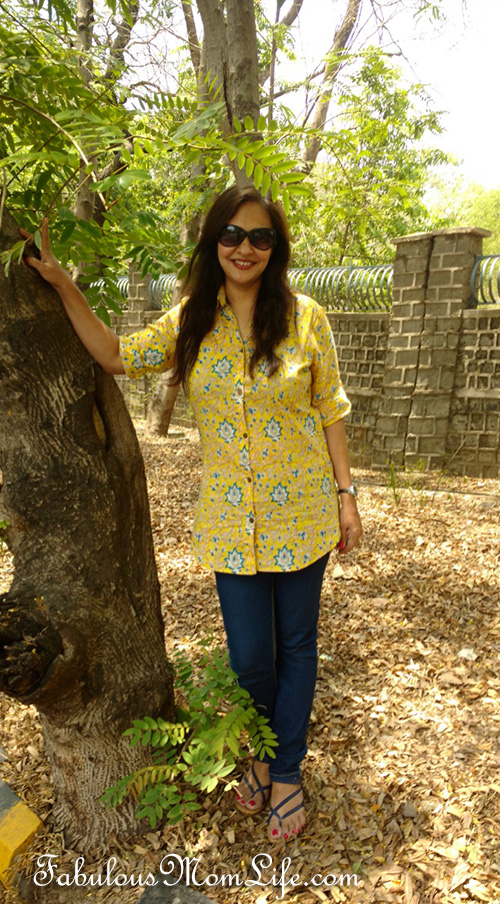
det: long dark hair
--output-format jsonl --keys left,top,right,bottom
{"left": 171, "top": 186, "right": 293, "bottom": 388}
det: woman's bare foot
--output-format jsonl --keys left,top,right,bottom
{"left": 267, "top": 782, "right": 306, "bottom": 842}
{"left": 234, "top": 760, "right": 271, "bottom": 814}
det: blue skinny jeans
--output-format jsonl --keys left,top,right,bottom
{"left": 215, "top": 553, "right": 329, "bottom": 785}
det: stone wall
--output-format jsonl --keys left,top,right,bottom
{"left": 448, "top": 307, "right": 500, "bottom": 477}
{"left": 328, "top": 312, "right": 390, "bottom": 466}
{"left": 114, "top": 227, "right": 500, "bottom": 478}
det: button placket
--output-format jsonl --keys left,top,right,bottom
{"left": 236, "top": 355, "right": 256, "bottom": 534}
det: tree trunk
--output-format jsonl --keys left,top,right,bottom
{"left": 146, "top": 372, "right": 180, "bottom": 436}
{"left": 301, "top": 0, "right": 362, "bottom": 170}
{"left": 75, "top": 0, "right": 96, "bottom": 229}
{"left": 225, "top": 0, "right": 260, "bottom": 128}
{"left": 0, "top": 210, "right": 175, "bottom": 850}
{"left": 196, "top": 0, "right": 228, "bottom": 107}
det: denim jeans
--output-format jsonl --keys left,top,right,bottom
{"left": 215, "top": 553, "right": 329, "bottom": 784}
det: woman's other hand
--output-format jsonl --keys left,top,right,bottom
{"left": 21, "top": 219, "right": 71, "bottom": 292}
{"left": 337, "top": 494, "right": 362, "bottom": 554}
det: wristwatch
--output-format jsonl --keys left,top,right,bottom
{"left": 337, "top": 485, "right": 358, "bottom": 498}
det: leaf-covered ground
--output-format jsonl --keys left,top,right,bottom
{"left": 1, "top": 424, "right": 499, "bottom": 904}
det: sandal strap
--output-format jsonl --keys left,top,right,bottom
{"left": 267, "top": 787, "right": 303, "bottom": 825}
{"left": 242, "top": 764, "right": 271, "bottom": 805}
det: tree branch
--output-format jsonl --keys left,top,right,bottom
{"left": 259, "top": 0, "right": 304, "bottom": 87}
{"left": 104, "top": 0, "right": 140, "bottom": 83}
{"left": 301, "top": 0, "right": 362, "bottom": 170}
{"left": 182, "top": 0, "right": 202, "bottom": 75}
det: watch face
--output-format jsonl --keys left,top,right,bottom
{"left": 339, "top": 485, "right": 358, "bottom": 497}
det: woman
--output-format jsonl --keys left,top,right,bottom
{"left": 23, "top": 186, "right": 362, "bottom": 842}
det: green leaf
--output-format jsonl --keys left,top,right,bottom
{"left": 244, "top": 115, "right": 254, "bottom": 131}
{"left": 237, "top": 152, "right": 245, "bottom": 171}
{"left": 271, "top": 180, "right": 280, "bottom": 203}
{"left": 117, "top": 169, "right": 151, "bottom": 190}
{"left": 253, "top": 164, "right": 264, "bottom": 190}
{"left": 278, "top": 172, "right": 306, "bottom": 184}
{"left": 120, "top": 0, "right": 135, "bottom": 28}
{"left": 233, "top": 116, "right": 242, "bottom": 134}
{"left": 245, "top": 157, "right": 254, "bottom": 178}
{"left": 261, "top": 172, "right": 272, "bottom": 196}
{"left": 287, "top": 184, "right": 312, "bottom": 198}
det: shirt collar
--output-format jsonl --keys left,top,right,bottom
{"left": 217, "top": 285, "right": 228, "bottom": 307}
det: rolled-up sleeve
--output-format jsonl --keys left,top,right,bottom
{"left": 310, "top": 304, "right": 351, "bottom": 426}
{"left": 119, "top": 303, "right": 182, "bottom": 378}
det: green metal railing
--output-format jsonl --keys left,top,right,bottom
{"left": 470, "top": 256, "right": 500, "bottom": 306}
{"left": 110, "top": 266, "right": 394, "bottom": 313}
{"left": 148, "top": 273, "right": 177, "bottom": 308}
{"left": 96, "top": 256, "right": 500, "bottom": 313}
{"left": 288, "top": 265, "right": 393, "bottom": 311}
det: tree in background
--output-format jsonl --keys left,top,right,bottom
{"left": 427, "top": 176, "right": 500, "bottom": 255}
{"left": 288, "top": 48, "right": 450, "bottom": 266}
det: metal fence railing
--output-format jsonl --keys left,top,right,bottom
{"left": 94, "top": 255, "right": 500, "bottom": 314}
{"left": 148, "top": 273, "right": 177, "bottom": 308}
{"left": 470, "top": 256, "right": 500, "bottom": 306}
{"left": 107, "top": 265, "right": 394, "bottom": 313}
{"left": 288, "top": 265, "right": 393, "bottom": 312}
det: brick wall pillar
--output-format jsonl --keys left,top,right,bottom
{"left": 111, "top": 268, "right": 155, "bottom": 420}
{"left": 126, "top": 267, "right": 152, "bottom": 327}
{"left": 371, "top": 232, "right": 432, "bottom": 468}
{"left": 405, "top": 228, "right": 490, "bottom": 470}
{"left": 372, "top": 227, "right": 490, "bottom": 472}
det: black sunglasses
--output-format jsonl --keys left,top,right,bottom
{"left": 217, "top": 224, "right": 278, "bottom": 251}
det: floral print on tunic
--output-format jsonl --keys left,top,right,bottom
{"left": 119, "top": 290, "right": 351, "bottom": 574}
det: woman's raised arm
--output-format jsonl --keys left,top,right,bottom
{"left": 22, "top": 220, "right": 125, "bottom": 375}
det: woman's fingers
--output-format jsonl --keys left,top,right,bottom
{"left": 20, "top": 219, "right": 50, "bottom": 257}
{"left": 338, "top": 504, "right": 362, "bottom": 554}
{"left": 40, "top": 218, "right": 51, "bottom": 253}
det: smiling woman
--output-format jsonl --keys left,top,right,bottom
{"left": 27, "top": 184, "right": 362, "bottom": 844}
{"left": 216, "top": 202, "right": 275, "bottom": 333}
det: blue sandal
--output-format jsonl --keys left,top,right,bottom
{"left": 235, "top": 764, "right": 271, "bottom": 815}
{"left": 267, "top": 787, "right": 305, "bottom": 841}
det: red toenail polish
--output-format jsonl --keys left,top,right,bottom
{"left": 284, "top": 833, "right": 288, "bottom": 839}
{"left": 248, "top": 800, "right": 255, "bottom": 807}
{"left": 272, "top": 829, "right": 278, "bottom": 837}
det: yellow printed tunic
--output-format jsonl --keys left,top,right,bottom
{"left": 120, "top": 290, "right": 351, "bottom": 574}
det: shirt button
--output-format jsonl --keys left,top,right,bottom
{"left": 243, "top": 432, "right": 248, "bottom": 438}
{"left": 247, "top": 476, "right": 252, "bottom": 483}
{"left": 248, "top": 516, "right": 254, "bottom": 524}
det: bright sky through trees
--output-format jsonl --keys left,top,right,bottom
{"left": 283, "top": 0, "right": 499, "bottom": 189}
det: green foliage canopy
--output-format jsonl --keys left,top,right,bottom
{"left": 1, "top": 0, "right": 451, "bottom": 301}
{"left": 287, "top": 48, "right": 451, "bottom": 266}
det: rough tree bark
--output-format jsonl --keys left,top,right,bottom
{"left": 0, "top": 210, "right": 175, "bottom": 849}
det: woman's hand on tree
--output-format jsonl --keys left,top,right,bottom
{"left": 21, "top": 219, "right": 71, "bottom": 291}
{"left": 20, "top": 218, "right": 124, "bottom": 374}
